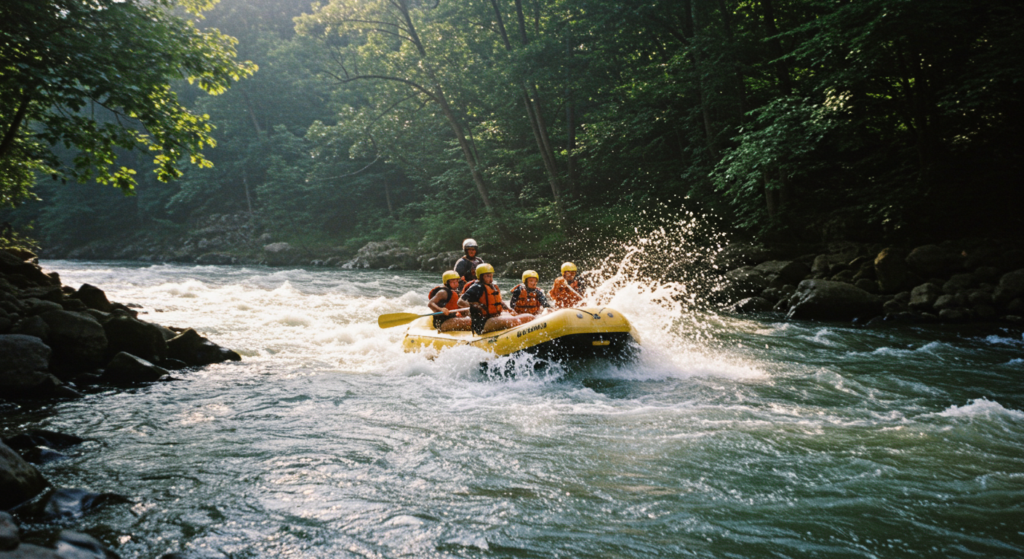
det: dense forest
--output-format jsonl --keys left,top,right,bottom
{"left": 2, "top": 0, "right": 1023, "bottom": 261}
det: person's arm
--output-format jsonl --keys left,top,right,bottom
{"left": 427, "top": 291, "right": 450, "bottom": 315}
{"left": 549, "top": 277, "right": 561, "bottom": 299}
{"left": 537, "top": 289, "right": 552, "bottom": 308}
{"left": 509, "top": 286, "right": 521, "bottom": 311}
{"left": 458, "top": 285, "right": 481, "bottom": 309}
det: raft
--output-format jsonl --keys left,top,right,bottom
{"left": 401, "top": 307, "right": 640, "bottom": 360}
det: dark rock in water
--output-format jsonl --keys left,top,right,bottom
{"left": 713, "top": 243, "right": 780, "bottom": 270}
{"left": 1007, "top": 298, "right": 1024, "bottom": 315}
{"left": 19, "top": 447, "right": 67, "bottom": 465}
{"left": 100, "top": 353, "right": 169, "bottom": 384}
{"left": 157, "top": 358, "right": 188, "bottom": 371}
{"left": 972, "top": 266, "right": 1001, "bottom": 284}
{"left": 772, "top": 298, "right": 790, "bottom": 312}
{"left": 882, "top": 299, "right": 904, "bottom": 314}
{"left": 829, "top": 269, "right": 855, "bottom": 283}
{"left": 59, "top": 299, "right": 89, "bottom": 312}
{"left": 196, "top": 252, "right": 237, "bottom": 265}
{"left": 10, "top": 488, "right": 130, "bottom": 521}
{"left": 942, "top": 274, "right": 974, "bottom": 294}
{"left": 933, "top": 294, "right": 957, "bottom": 312}
{"left": 720, "top": 267, "right": 770, "bottom": 300}
{"left": 0, "top": 442, "right": 49, "bottom": 510}
{"left": 0, "top": 511, "right": 18, "bottom": 551}
{"left": 3, "top": 430, "right": 84, "bottom": 451}
{"left": 103, "top": 316, "right": 167, "bottom": 363}
{"left": 994, "top": 269, "right": 1024, "bottom": 304}
{"left": 811, "top": 254, "right": 830, "bottom": 274}
{"left": 167, "top": 329, "right": 241, "bottom": 366}
{"left": 939, "top": 308, "right": 967, "bottom": 322}
{"left": 968, "top": 290, "right": 993, "bottom": 306}
{"left": 854, "top": 278, "right": 878, "bottom": 293}
{"left": 37, "top": 311, "right": 107, "bottom": 370}
{"left": 906, "top": 245, "right": 962, "bottom": 276}
{"left": 0, "top": 543, "right": 61, "bottom": 557}
{"left": 263, "top": 242, "right": 297, "bottom": 267}
{"left": 864, "top": 316, "right": 886, "bottom": 328}
{"left": 70, "top": 285, "right": 112, "bottom": 312}
{"left": 753, "top": 261, "right": 811, "bottom": 285}
{"left": 787, "top": 280, "right": 882, "bottom": 321}
{"left": 11, "top": 316, "right": 50, "bottom": 342}
{"left": 0, "top": 335, "right": 65, "bottom": 399}
{"left": 908, "top": 283, "right": 943, "bottom": 311}
{"left": 55, "top": 530, "right": 121, "bottom": 559}
{"left": 973, "top": 304, "right": 997, "bottom": 319}
{"left": 919, "top": 312, "right": 939, "bottom": 322}
{"left": 727, "top": 297, "right": 773, "bottom": 313}
{"left": 998, "top": 249, "right": 1024, "bottom": 271}
{"left": 23, "top": 299, "right": 64, "bottom": 316}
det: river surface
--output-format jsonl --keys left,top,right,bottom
{"left": 4, "top": 260, "right": 1024, "bottom": 558}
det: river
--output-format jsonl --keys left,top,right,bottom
{"left": 4, "top": 260, "right": 1024, "bottom": 558}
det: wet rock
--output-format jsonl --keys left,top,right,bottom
{"left": 973, "top": 304, "right": 997, "bottom": 319}
{"left": 263, "top": 242, "right": 297, "bottom": 267}
{"left": 933, "top": 295, "right": 957, "bottom": 311}
{"left": 939, "top": 308, "right": 967, "bottom": 322}
{"left": 58, "top": 299, "right": 89, "bottom": 312}
{"left": 11, "top": 316, "right": 49, "bottom": 342}
{"left": 195, "top": 253, "right": 237, "bottom": 266}
{"left": 19, "top": 447, "right": 67, "bottom": 465}
{"left": 829, "top": 269, "right": 855, "bottom": 283}
{"left": 157, "top": 358, "right": 188, "bottom": 371}
{"left": 0, "top": 335, "right": 64, "bottom": 399}
{"left": 721, "top": 267, "right": 770, "bottom": 300}
{"left": 0, "top": 511, "right": 18, "bottom": 550}
{"left": 787, "top": 280, "right": 883, "bottom": 321}
{"left": 854, "top": 278, "right": 878, "bottom": 293}
{"left": 10, "top": 488, "right": 129, "bottom": 521}
{"left": 883, "top": 298, "right": 904, "bottom": 314}
{"left": 0, "top": 543, "right": 60, "bottom": 557}
{"left": 100, "top": 353, "right": 169, "bottom": 384}
{"left": 811, "top": 255, "right": 830, "bottom": 275}
{"left": 1008, "top": 298, "right": 1024, "bottom": 315}
{"left": 727, "top": 297, "right": 773, "bottom": 313}
{"left": 753, "top": 261, "right": 811, "bottom": 285}
{"left": 972, "top": 266, "right": 1001, "bottom": 284}
{"left": 344, "top": 241, "right": 418, "bottom": 270}
{"left": 22, "top": 299, "right": 63, "bottom": 316}
{"left": 37, "top": 311, "right": 107, "bottom": 370}
{"left": 942, "top": 274, "right": 974, "bottom": 294}
{"left": 0, "top": 442, "right": 49, "bottom": 510}
{"left": 54, "top": 530, "right": 121, "bottom": 559}
{"left": 993, "top": 269, "right": 1024, "bottom": 304}
{"left": 968, "top": 291, "right": 993, "bottom": 306}
{"left": 713, "top": 243, "right": 779, "bottom": 270}
{"left": 103, "top": 316, "right": 167, "bottom": 363}
{"left": 167, "top": 329, "right": 241, "bottom": 366}
{"left": 906, "top": 245, "right": 962, "bottom": 276}
{"left": 70, "top": 285, "right": 112, "bottom": 313}
{"left": 908, "top": 283, "right": 943, "bottom": 311}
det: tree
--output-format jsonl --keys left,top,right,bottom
{"left": 0, "top": 0, "right": 255, "bottom": 206}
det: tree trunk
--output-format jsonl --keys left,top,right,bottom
{"left": 383, "top": 175, "right": 394, "bottom": 216}
{"left": 241, "top": 89, "right": 263, "bottom": 135}
{"left": 242, "top": 168, "right": 254, "bottom": 216}
{"left": 716, "top": 0, "right": 747, "bottom": 119}
{"left": 0, "top": 94, "right": 31, "bottom": 160}
{"left": 759, "top": 0, "right": 792, "bottom": 96}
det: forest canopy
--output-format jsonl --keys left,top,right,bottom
{"left": 2, "top": 0, "right": 1022, "bottom": 256}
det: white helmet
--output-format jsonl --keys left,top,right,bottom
{"left": 462, "top": 238, "right": 478, "bottom": 250}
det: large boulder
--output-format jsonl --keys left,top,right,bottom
{"left": 263, "top": 242, "right": 297, "bottom": 267}
{"left": 712, "top": 243, "right": 779, "bottom": 270}
{"left": 167, "top": 329, "right": 241, "bottom": 366}
{"left": 37, "top": 311, "right": 107, "bottom": 370}
{"left": 905, "top": 245, "right": 962, "bottom": 276}
{"left": 3, "top": 430, "right": 84, "bottom": 452}
{"left": 100, "top": 352, "right": 169, "bottom": 384}
{"left": 908, "top": 283, "right": 943, "bottom": 311}
{"left": 719, "top": 267, "right": 771, "bottom": 300}
{"left": 103, "top": 316, "right": 167, "bottom": 363}
{"left": 727, "top": 297, "right": 773, "bottom": 314}
{"left": 69, "top": 285, "right": 112, "bottom": 313}
{"left": 874, "top": 248, "right": 910, "bottom": 293}
{"left": 9, "top": 488, "right": 129, "bottom": 522}
{"left": 343, "top": 241, "right": 418, "bottom": 270}
{"left": 994, "top": 269, "right": 1024, "bottom": 305}
{"left": 0, "top": 511, "right": 17, "bottom": 550}
{"left": 0, "top": 442, "right": 49, "bottom": 510}
{"left": 753, "top": 260, "right": 811, "bottom": 285}
{"left": 786, "top": 280, "right": 882, "bottom": 320}
{"left": 0, "top": 335, "right": 65, "bottom": 399}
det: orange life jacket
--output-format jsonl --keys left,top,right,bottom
{"left": 428, "top": 285, "right": 460, "bottom": 311}
{"left": 467, "top": 281, "right": 504, "bottom": 318}
{"left": 550, "top": 277, "right": 583, "bottom": 308}
{"left": 510, "top": 284, "right": 542, "bottom": 315}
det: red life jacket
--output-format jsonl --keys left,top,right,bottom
{"left": 510, "top": 284, "right": 541, "bottom": 315}
{"left": 465, "top": 281, "right": 504, "bottom": 318}
{"left": 428, "top": 285, "right": 460, "bottom": 311}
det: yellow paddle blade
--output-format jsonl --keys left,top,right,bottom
{"left": 378, "top": 312, "right": 426, "bottom": 329}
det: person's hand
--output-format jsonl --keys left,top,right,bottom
{"left": 443, "top": 308, "right": 450, "bottom": 316}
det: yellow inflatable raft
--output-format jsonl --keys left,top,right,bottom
{"left": 401, "top": 307, "right": 640, "bottom": 360}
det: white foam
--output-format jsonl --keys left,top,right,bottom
{"left": 938, "top": 398, "right": 1024, "bottom": 420}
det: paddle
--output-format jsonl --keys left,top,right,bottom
{"left": 377, "top": 309, "right": 465, "bottom": 329}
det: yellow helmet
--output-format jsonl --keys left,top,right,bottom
{"left": 522, "top": 270, "right": 539, "bottom": 283}
{"left": 561, "top": 262, "right": 577, "bottom": 273}
{"left": 442, "top": 270, "right": 459, "bottom": 283}
{"left": 475, "top": 263, "right": 495, "bottom": 278}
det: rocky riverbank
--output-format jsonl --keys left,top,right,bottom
{"left": 1, "top": 249, "right": 240, "bottom": 558}
{"left": 714, "top": 240, "right": 1024, "bottom": 325}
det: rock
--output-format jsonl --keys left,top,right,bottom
{"left": 157, "top": 358, "right": 188, "bottom": 370}
{"left": 998, "top": 249, "right": 1024, "bottom": 271}
{"left": 829, "top": 269, "right": 855, "bottom": 283}
{"left": 0, "top": 543, "right": 61, "bottom": 557}
{"left": 11, "top": 316, "right": 49, "bottom": 342}
{"left": 195, "top": 253, "right": 237, "bottom": 266}
{"left": 59, "top": 299, "right": 89, "bottom": 312}
{"left": 939, "top": 308, "right": 967, "bottom": 322}
{"left": 0, "top": 318, "right": 11, "bottom": 335}
{"left": 0, "top": 335, "right": 51, "bottom": 376}
{"left": 19, "top": 447, "right": 67, "bottom": 465}
{"left": 772, "top": 298, "right": 790, "bottom": 312}
{"left": 22, "top": 299, "right": 63, "bottom": 316}
{"left": 167, "top": 329, "right": 241, "bottom": 366}
{"left": 263, "top": 243, "right": 297, "bottom": 267}
{"left": 933, "top": 294, "right": 957, "bottom": 311}
{"left": 811, "top": 254, "right": 830, "bottom": 274}
{"left": 100, "top": 353, "right": 169, "bottom": 384}
{"left": 882, "top": 299, "right": 903, "bottom": 314}
{"left": 0, "top": 442, "right": 49, "bottom": 510}
{"left": 973, "top": 304, "right": 996, "bottom": 319}
{"left": 499, "top": 259, "right": 557, "bottom": 280}
{"left": 54, "top": 530, "right": 121, "bottom": 559}
{"left": 874, "top": 248, "right": 910, "bottom": 291}
{"left": 70, "top": 285, "right": 112, "bottom": 313}
{"left": 908, "top": 283, "right": 943, "bottom": 311}
{"left": 727, "top": 297, "right": 773, "bottom": 313}
{"left": 942, "top": 274, "right": 974, "bottom": 294}
{"left": 103, "top": 316, "right": 167, "bottom": 363}
{"left": 720, "top": 267, "right": 770, "bottom": 300}
{"left": 2, "top": 430, "right": 83, "bottom": 452}
{"left": 343, "top": 241, "right": 418, "bottom": 270}
{"left": 905, "top": 245, "right": 962, "bottom": 276}
{"left": 9, "top": 488, "right": 129, "bottom": 521}
{"left": 854, "top": 278, "right": 878, "bottom": 293}
{"left": 1008, "top": 298, "right": 1024, "bottom": 314}
{"left": 37, "top": 311, "right": 107, "bottom": 370}
{"left": 786, "top": 280, "right": 883, "bottom": 321}
{"left": 0, "top": 511, "right": 18, "bottom": 551}
{"left": 893, "top": 291, "right": 911, "bottom": 304}
{"left": 993, "top": 269, "right": 1024, "bottom": 304}
{"left": 968, "top": 291, "right": 993, "bottom": 305}
{"left": 972, "top": 266, "right": 1001, "bottom": 284}
{"left": 713, "top": 243, "right": 780, "bottom": 270}
{"left": 753, "top": 261, "right": 811, "bottom": 285}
